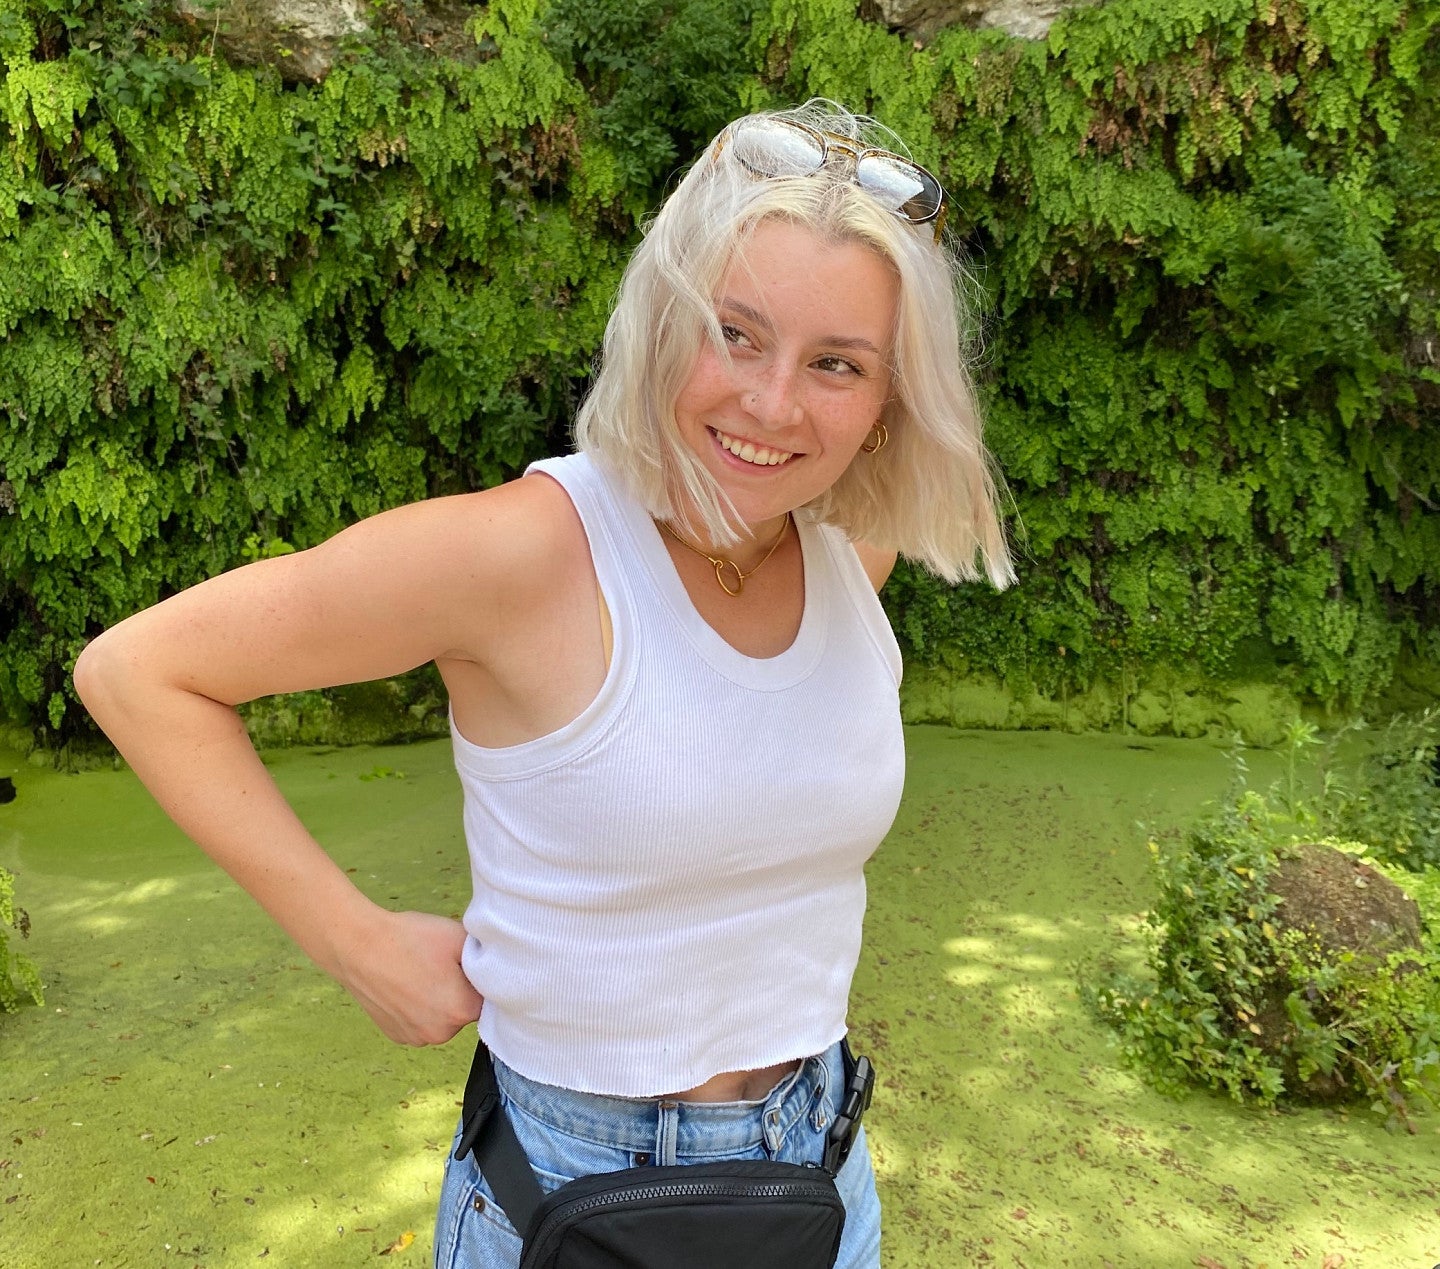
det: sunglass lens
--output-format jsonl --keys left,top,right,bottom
{"left": 730, "top": 119, "right": 826, "bottom": 179}
{"left": 856, "top": 154, "right": 943, "bottom": 221}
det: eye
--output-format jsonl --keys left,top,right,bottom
{"left": 720, "top": 323, "right": 756, "bottom": 350}
{"left": 814, "top": 354, "right": 865, "bottom": 377}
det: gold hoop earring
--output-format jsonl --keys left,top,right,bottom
{"left": 860, "top": 423, "right": 888, "bottom": 454}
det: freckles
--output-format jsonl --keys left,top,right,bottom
{"left": 679, "top": 354, "right": 732, "bottom": 410}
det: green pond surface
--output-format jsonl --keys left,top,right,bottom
{"left": 2, "top": 727, "right": 1438, "bottom": 1268}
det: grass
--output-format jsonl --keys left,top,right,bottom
{"left": 3, "top": 727, "right": 1439, "bottom": 1267}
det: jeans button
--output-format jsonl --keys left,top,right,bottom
{"left": 472, "top": 1193, "right": 486, "bottom": 1214}
{"left": 635, "top": 1152, "right": 651, "bottom": 1166}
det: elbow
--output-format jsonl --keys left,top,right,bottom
{"left": 72, "top": 633, "right": 109, "bottom": 714}
{"left": 72, "top": 629, "right": 131, "bottom": 724}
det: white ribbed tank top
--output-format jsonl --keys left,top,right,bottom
{"left": 451, "top": 452, "right": 905, "bottom": 1096}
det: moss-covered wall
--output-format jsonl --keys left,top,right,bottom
{"left": 1, "top": 0, "right": 1436, "bottom": 748}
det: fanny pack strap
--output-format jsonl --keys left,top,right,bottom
{"left": 453, "top": 1039, "right": 873, "bottom": 1235}
{"left": 453, "top": 1039, "right": 546, "bottom": 1232}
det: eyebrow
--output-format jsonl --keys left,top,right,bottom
{"left": 717, "top": 297, "right": 885, "bottom": 358}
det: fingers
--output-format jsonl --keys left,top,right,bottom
{"left": 393, "top": 978, "right": 484, "bottom": 1047}
{"left": 338, "top": 910, "right": 483, "bottom": 1047}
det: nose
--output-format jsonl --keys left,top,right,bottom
{"left": 741, "top": 364, "right": 803, "bottom": 430}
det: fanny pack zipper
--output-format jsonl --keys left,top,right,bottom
{"left": 528, "top": 1174, "right": 840, "bottom": 1257}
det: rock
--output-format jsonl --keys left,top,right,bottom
{"left": 0, "top": 776, "right": 13, "bottom": 804}
{"left": 1249, "top": 843, "right": 1424, "bottom": 1101}
{"left": 872, "top": 0, "right": 1099, "bottom": 43}
{"left": 175, "top": 0, "right": 368, "bottom": 82}
{"left": 1269, "top": 843, "right": 1423, "bottom": 960}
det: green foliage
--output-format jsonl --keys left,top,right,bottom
{"left": 0, "top": 865, "right": 43, "bottom": 1012}
{"left": 239, "top": 669, "right": 449, "bottom": 748}
{"left": 1270, "top": 920, "right": 1440, "bottom": 1130}
{"left": 1326, "top": 709, "right": 1440, "bottom": 870}
{"left": 1089, "top": 738, "right": 1440, "bottom": 1125}
{"left": 0, "top": 0, "right": 629, "bottom": 744}
{"left": 1, "top": 0, "right": 1437, "bottom": 746}
{"left": 544, "top": 0, "right": 758, "bottom": 192}
{"left": 1090, "top": 786, "right": 1292, "bottom": 1105}
{"left": 830, "top": 0, "right": 1438, "bottom": 715}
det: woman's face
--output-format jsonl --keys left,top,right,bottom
{"left": 672, "top": 218, "right": 899, "bottom": 537}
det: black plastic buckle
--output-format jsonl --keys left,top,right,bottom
{"left": 822, "top": 1042, "right": 874, "bottom": 1176}
{"left": 453, "top": 1039, "right": 501, "bottom": 1162}
{"left": 453, "top": 1088, "right": 496, "bottom": 1162}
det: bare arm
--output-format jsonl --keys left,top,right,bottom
{"left": 74, "top": 478, "right": 566, "bottom": 1045}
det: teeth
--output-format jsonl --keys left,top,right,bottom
{"left": 715, "top": 430, "right": 794, "bottom": 466}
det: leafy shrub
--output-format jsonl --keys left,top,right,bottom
{"left": 1089, "top": 786, "right": 1292, "bottom": 1106}
{"left": 1326, "top": 710, "right": 1440, "bottom": 871}
{"left": 544, "top": 0, "right": 757, "bottom": 191}
{"left": 1089, "top": 763, "right": 1440, "bottom": 1128}
{"left": 0, "top": 865, "right": 43, "bottom": 1012}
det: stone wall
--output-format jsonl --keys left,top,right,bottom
{"left": 879, "top": 0, "right": 1098, "bottom": 42}
{"left": 176, "top": 0, "right": 1102, "bottom": 84}
{"left": 175, "top": 0, "right": 367, "bottom": 81}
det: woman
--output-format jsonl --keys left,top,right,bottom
{"left": 75, "top": 100, "right": 1012, "bottom": 1268}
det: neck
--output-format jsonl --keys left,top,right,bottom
{"left": 697, "top": 517, "right": 790, "bottom": 562}
{"left": 669, "top": 503, "right": 790, "bottom": 558}
{"left": 658, "top": 511, "right": 793, "bottom": 598}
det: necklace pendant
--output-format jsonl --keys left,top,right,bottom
{"left": 715, "top": 559, "right": 745, "bottom": 596}
{"left": 657, "top": 511, "right": 789, "bottom": 598}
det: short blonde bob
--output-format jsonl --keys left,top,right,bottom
{"left": 573, "top": 99, "right": 1014, "bottom": 587}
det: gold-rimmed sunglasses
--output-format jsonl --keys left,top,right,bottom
{"left": 714, "top": 117, "right": 948, "bottom": 243}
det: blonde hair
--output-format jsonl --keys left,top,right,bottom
{"left": 573, "top": 99, "right": 1013, "bottom": 587}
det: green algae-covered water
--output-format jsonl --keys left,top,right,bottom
{"left": 3, "top": 728, "right": 1438, "bottom": 1267}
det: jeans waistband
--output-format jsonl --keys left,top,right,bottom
{"left": 491, "top": 1043, "right": 841, "bottom": 1159}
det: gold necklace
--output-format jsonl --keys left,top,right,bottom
{"left": 658, "top": 513, "right": 792, "bottom": 597}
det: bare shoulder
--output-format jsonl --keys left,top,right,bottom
{"left": 468, "top": 470, "right": 590, "bottom": 585}
{"left": 327, "top": 472, "right": 584, "bottom": 595}
{"left": 381, "top": 469, "right": 575, "bottom": 546}
{"left": 851, "top": 540, "right": 898, "bottom": 593}
{"left": 330, "top": 472, "right": 592, "bottom": 658}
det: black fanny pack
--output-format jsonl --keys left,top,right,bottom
{"left": 452, "top": 1040, "right": 874, "bottom": 1269}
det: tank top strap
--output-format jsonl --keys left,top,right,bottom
{"left": 809, "top": 523, "right": 903, "bottom": 688}
{"left": 525, "top": 452, "right": 642, "bottom": 651}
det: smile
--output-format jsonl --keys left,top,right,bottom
{"left": 711, "top": 428, "right": 795, "bottom": 467}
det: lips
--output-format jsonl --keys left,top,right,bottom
{"left": 711, "top": 428, "right": 795, "bottom": 467}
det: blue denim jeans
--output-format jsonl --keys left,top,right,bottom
{"left": 434, "top": 1041, "right": 881, "bottom": 1268}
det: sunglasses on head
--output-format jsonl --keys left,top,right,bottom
{"left": 715, "top": 117, "right": 948, "bottom": 243}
